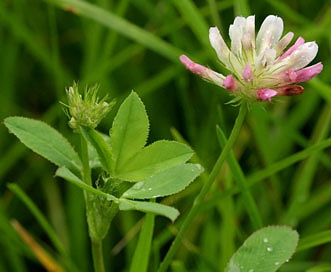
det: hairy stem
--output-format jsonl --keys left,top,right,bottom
{"left": 81, "top": 135, "right": 106, "bottom": 272}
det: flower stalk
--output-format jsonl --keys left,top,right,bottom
{"left": 158, "top": 103, "right": 248, "bottom": 272}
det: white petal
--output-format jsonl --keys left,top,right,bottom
{"left": 229, "top": 16, "right": 246, "bottom": 56}
{"left": 256, "top": 15, "right": 284, "bottom": 55}
{"left": 209, "top": 27, "right": 243, "bottom": 74}
{"left": 245, "top": 16, "right": 255, "bottom": 35}
{"left": 209, "top": 27, "right": 231, "bottom": 66}
{"left": 288, "top": 42, "right": 319, "bottom": 70}
{"left": 206, "top": 70, "right": 226, "bottom": 87}
{"left": 255, "top": 48, "right": 277, "bottom": 71}
{"left": 274, "top": 32, "right": 294, "bottom": 56}
{"left": 273, "top": 42, "right": 319, "bottom": 71}
{"left": 243, "top": 15, "right": 256, "bottom": 51}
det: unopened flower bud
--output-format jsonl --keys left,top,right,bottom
{"left": 63, "top": 83, "right": 115, "bottom": 131}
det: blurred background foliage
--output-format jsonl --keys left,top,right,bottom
{"left": 1, "top": 0, "right": 331, "bottom": 271}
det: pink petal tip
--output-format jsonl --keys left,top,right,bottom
{"left": 294, "top": 62, "right": 323, "bottom": 83}
{"left": 257, "top": 88, "right": 278, "bottom": 101}
{"left": 179, "top": 55, "right": 207, "bottom": 77}
{"left": 222, "top": 75, "right": 236, "bottom": 91}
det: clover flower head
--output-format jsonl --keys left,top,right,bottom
{"left": 180, "top": 15, "right": 323, "bottom": 103}
{"left": 63, "top": 83, "right": 115, "bottom": 131}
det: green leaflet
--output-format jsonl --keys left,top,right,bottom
{"left": 122, "top": 163, "right": 203, "bottom": 199}
{"left": 118, "top": 198, "right": 179, "bottom": 222}
{"left": 110, "top": 91, "right": 149, "bottom": 174}
{"left": 4, "top": 117, "right": 82, "bottom": 176}
{"left": 225, "top": 226, "right": 299, "bottom": 272}
{"left": 116, "top": 140, "right": 194, "bottom": 181}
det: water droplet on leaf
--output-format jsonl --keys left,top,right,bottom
{"left": 134, "top": 182, "right": 144, "bottom": 190}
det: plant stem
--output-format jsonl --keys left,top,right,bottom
{"left": 80, "top": 135, "right": 92, "bottom": 186}
{"left": 158, "top": 103, "right": 248, "bottom": 272}
{"left": 91, "top": 239, "right": 106, "bottom": 272}
{"left": 80, "top": 134, "right": 106, "bottom": 272}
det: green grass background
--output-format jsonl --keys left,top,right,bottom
{"left": 1, "top": 0, "right": 331, "bottom": 271}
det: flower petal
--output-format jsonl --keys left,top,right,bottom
{"left": 229, "top": 16, "right": 246, "bottom": 57}
{"left": 277, "top": 37, "right": 305, "bottom": 61}
{"left": 180, "top": 55, "right": 207, "bottom": 76}
{"left": 256, "top": 15, "right": 284, "bottom": 55}
{"left": 275, "top": 41, "right": 319, "bottom": 71}
{"left": 255, "top": 48, "right": 277, "bottom": 70}
{"left": 180, "top": 55, "right": 225, "bottom": 86}
{"left": 223, "top": 75, "right": 237, "bottom": 91}
{"left": 209, "top": 27, "right": 231, "bottom": 67}
{"left": 242, "top": 62, "right": 253, "bottom": 81}
{"left": 293, "top": 62, "right": 323, "bottom": 82}
{"left": 241, "top": 16, "right": 256, "bottom": 59}
{"left": 276, "top": 85, "right": 304, "bottom": 96}
{"left": 257, "top": 88, "right": 278, "bottom": 101}
{"left": 274, "top": 32, "right": 294, "bottom": 57}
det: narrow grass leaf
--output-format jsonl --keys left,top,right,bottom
{"left": 7, "top": 183, "right": 66, "bottom": 257}
{"left": 246, "top": 138, "right": 331, "bottom": 189}
{"left": 44, "top": 0, "right": 182, "bottom": 62}
{"left": 118, "top": 199, "right": 179, "bottom": 222}
{"left": 11, "top": 220, "right": 63, "bottom": 272}
{"left": 306, "top": 264, "right": 331, "bottom": 272}
{"left": 297, "top": 230, "right": 331, "bottom": 252}
{"left": 122, "top": 163, "right": 203, "bottom": 199}
{"left": 0, "top": 211, "right": 26, "bottom": 272}
{"left": 265, "top": 0, "right": 311, "bottom": 24}
{"left": 116, "top": 140, "right": 194, "bottom": 181}
{"left": 216, "top": 125, "right": 263, "bottom": 229}
{"left": 0, "top": 2, "right": 71, "bottom": 83}
{"left": 129, "top": 212, "right": 155, "bottom": 272}
{"left": 224, "top": 226, "right": 299, "bottom": 272}
{"left": 4, "top": 117, "right": 82, "bottom": 176}
{"left": 171, "top": 0, "right": 209, "bottom": 48}
{"left": 234, "top": 0, "right": 251, "bottom": 16}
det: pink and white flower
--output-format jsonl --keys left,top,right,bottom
{"left": 180, "top": 15, "right": 323, "bottom": 102}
